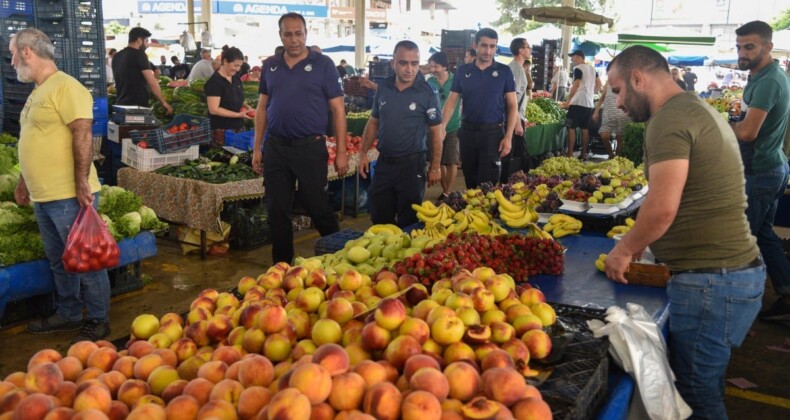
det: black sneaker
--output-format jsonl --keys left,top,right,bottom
{"left": 71, "top": 320, "right": 111, "bottom": 344}
{"left": 27, "top": 313, "right": 83, "bottom": 334}
{"left": 758, "top": 300, "right": 790, "bottom": 321}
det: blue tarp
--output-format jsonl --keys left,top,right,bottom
{"left": 667, "top": 55, "right": 708, "bottom": 66}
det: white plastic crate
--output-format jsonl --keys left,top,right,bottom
{"left": 121, "top": 138, "right": 198, "bottom": 171}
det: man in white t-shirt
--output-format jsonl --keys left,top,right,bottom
{"left": 187, "top": 49, "right": 214, "bottom": 82}
{"left": 562, "top": 50, "right": 601, "bottom": 159}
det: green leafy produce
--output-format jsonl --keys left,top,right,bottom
{"left": 100, "top": 213, "right": 122, "bottom": 241}
{"left": 621, "top": 122, "right": 646, "bottom": 166}
{"left": 0, "top": 174, "right": 19, "bottom": 203}
{"left": 139, "top": 205, "right": 168, "bottom": 232}
{"left": 0, "top": 231, "right": 44, "bottom": 266}
{"left": 530, "top": 97, "right": 566, "bottom": 123}
{"left": 117, "top": 211, "right": 142, "bottom": 238}
{"left": 525, "top": 102, "right": 553, "bottom": 125}
{"left": 0, "top": 132, "right": 17, "bottom": 144}
{"left": 0, "top": 144, "right": 19, "bottom": 174}
{"left": 0, "top": 202, "right": 36, "bottom": 235}
{"left": 98, "top": 185, "right": 143, "bottom": 221}
{"left": 154, "top": 159, "right": 259, "bottom": 183}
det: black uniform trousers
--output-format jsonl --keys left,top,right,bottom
{"left": 263, "top": 135, "right": 339, "bottom": 264}
{"left": 369, "top": 152, "right": 426, "bottom": 228}
{"left": 458, "top": 122, "right": 504, "bottom": 189}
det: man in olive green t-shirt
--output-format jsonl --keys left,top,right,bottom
{"left": 603, "top": 46, "right": 764, "bottom": 419}
{"left": 730, "top": 21, "right": 790, "bottom": 321}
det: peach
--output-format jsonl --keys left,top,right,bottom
{"left": 289, "top": 363, "right": 332, "bottom": 404}
{"left": 110, "top": 356, "right": 136, "bottom": 379}
{"left": 0, "top": 380, "right": 16, "bottom": 398}
{"left": 306, "top": 268, "right": 328, "bottom": 289}
{"left": 73, "top": 384, "right": 112, "bottom": 414}
{"left": 258, "top": 305, "right": 287, "bottom": 334}
{"left": 374, "top": 277, "right": 399, "bottom": 298}
{"left": 127, "top": 402, "right": 166, "bottom": 420}
{"left": 228, "top": 325, "right": 247, "bottom": 347}
{"left": 161, "top": 379, "right": 188, "bottom": 402}
{"left": 474, "top": 343, "right": 501, "bottom": 363}
{"left": 383, "top": 335, "right": 422, "bottom": 371}
{"left": 24, "top": 362, "right": 64, "bottom": 395}
{"left": 521, "top": 329, "right": 552, "bottom": 360}
{"left": 257, "top": 270, "right": 284, "bottom": 289}
{"left": 501, "top": 338, "right": 530, "bottom": 363}
{"left": 292, "top": 339, "right": 317, "bottom": 360}
{"left": 311, "top": 318, "right": 342, "bottom": 346}
{"left": 108, "top": 401, "right": 130, "bottom": 420}
{"left": 237, "top": 386, "right": 272, "bottom": 420}
{"left": 211, "top": 346, "right": 242, "bottom": 366}
{"left": 131, "top": 353, "right": 162, "bottom": 381}
{"left": 184, "top": 320, "right": 211, "bottom": 348}
{"left": 362, "top": 382, "right": 402, "bottom": 420}
{"left": 351, "top": 301, "right": 368, "bottom": 317}
{"left": 471, "top": 287, "right": 496, "bottom": 312}
{"left": 327, "top": 372, "right": 366, "bottom": 411}
{"left": 74, "top": 378, "right": 109, "bottom": 395}
{"left": 422, "top": 339, "right": 443, "bottom": 358}
{"left": 147, "top": 366, "right": 180, "bottom": 396}
{"left": 529, "top": 302, "right": 556, "bottom": 327}
{"left": 404, "top": 283, "right": 429, "bottom": 307}
{"left": 344, "top": 342, "right": 371, "bottom": 366}
{"left": 170, "top": 338, "right": 198, "bottom": 363}
{"left": 127, "top": 340, "right": 155, "bottom": 360}
{"left": 401, "top": 390, "right": 442, "bottom": 420}
{"left": 326, "top": 298, "right": 355, "bottom": 325}
{"left": 443, "top": 361, "right": 481, "bottom": 402}
{"left": 133, "top": 394, "right": 165, "bottom": 408}
{"left": 412, "top": 299, "right": 441, "bottom": 320}
{"left": 481, "top": 367, "right": 528, "bottom": 407}
{"left": 312, "top": 343, "right": 350, "bottom": 376}
{"left": 353, "top": 360, "right": 388, "bottom": 388}
{"left": 238, "top": 303, "right": 265, "bottom": 329}
{"left": 160, "top": 312, "right": 184, "bottom": 327}
{"left": 0, "top": 389, "right": 27, "bottom": 413}
{"left": 310, "top": 402, "right": 335, "bottom": 420}
{"left": 176, "top": 355, "right": 206, "bottom": 381}
{"left": 338, "top": 270, "right": 363, "bottom": 291}
{"left": 511, "top": 396, "right": 552, "bottom": 419}
{"left": 481, "top": 309, "right": 507, "bottom": 325}
{"left": 68, "top": 341, "right": 100, "bottom": 366}
{"left": 97, "top": 371, "right": 126, "bottom": 398}
{"left": 237, "top": 355, "right": 274, "bottom": 388}
{"left": 519, "top": 288, "right": 546, "bottom": 307}
{"left": 43, "top": 407, "right": 75, "bottom": 420}
{"left": 225, "top": 361, "right": 241, "bottom": 381}
{"left": 377, "top": 360, "right": 400, "bottom": 384}
{"left": 131, "top": 314, "right": 161, "bottom": 340}
{"left": 267, "top": 388, "right": 312, "bottom": 419}
{"left": 147, "top": 333, "right": 172, "bottom": 350}
{"left": 241, "top": 328, "right": 265, "bottom": 354}
{"left": 238, "top": 275, "right": 258, "bottom": 295}
{"left": 431, "top": 315, "right": 466, "bottom": 346}
{"left": 481, "top": 349, "right": 515, "bottom": 371}
{"left": 263, "top": 333, "right": 292, "bottom": 362}
{"left": 72, "top": 408, "right": 113, "bottom": 420}
{"left": 206, "top": 315, "right": 234, "bottom": 343}
{"left": 512, "top": 314, "right": 543, "bottom": 337}
{"left": 182, "top": 378, "right": 214, "bottom": 406}
{"left": 489, "top": 321, "right": 516, "bottom": 344}
{"left": 13, "top": 393, "right": 57, "bottom": 420}
{"left": 208, "top": 378, "right": 244, "bottom": 407}
{"left": 409, "top": 367, "right": 450, "bottom": 401}
{"left": 27, "top": 349, "right": 62, "bottom": 370}
{"left": 86, "top": 348, "right": 119, "bottom": 373}
{"left": 374, "top": 298, "right": 407, "bottom": 331}
{"left": 398, "top": 274, "right": 419, "bottom": 290}
{"left": 425, "top": 306, "right": 456, "bottom": 326}
{"left": 455, "top": 306, "right": 482, "bottom": 327}
{"left": 75, "top": 368, "right": 104, "bottom": 384}
{"left": 117, "top": 379, "right": 150, "bottom": 408}
{"left": 485, "top": 275, "right": 514, "bottom": 302}
{"left": 403, "top": 354, "right": 442, "bottom": 381}
{"left": 398, "top": 317, "right": 431, "bottom": 345}
{"left": 164, "top": 394, "right": 202, "bottom": 419}
{"left": 360, "top": 322, "right": 391, "bottom": 351}
{"left": 197, "top": 360, "right": 228, "bottom": 384}
{"left": 151, "top": 349, "right": 177, "bottom": 368}
{"left": 442, "top": 342, "right": 476, "bottom": 364}
{"left": 296, "top": 287, "right": 325, "bottom": 313}
{"left": 431, "top": 288, "right": 454, "bottom": 306}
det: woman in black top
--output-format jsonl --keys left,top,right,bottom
{"left": 204, "top": 46, "right": 254, "bottom": 145}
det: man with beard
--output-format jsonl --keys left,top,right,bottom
{"left": 441, "top": 28, "right": 518, "bottom": 189}
{"left": 252, "top": 12, "right": 348, "bottom": 265}
{"left": 603, "top": 46, "right": 764, "bottom": 419}
{"left": 358, "top": 41, "right": 442, "bottom": 227}
{"left": 729, "top": 21, "right": 790, "bottom": 321}
{"left": 12, "top": 29, "right": 112, "bottom": 343}
{"left": 112, "top": 27, "right": 172, "bottom": 113}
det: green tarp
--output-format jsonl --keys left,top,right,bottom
{"left": 617, "top": 34, "right": 716, "bottom": 47}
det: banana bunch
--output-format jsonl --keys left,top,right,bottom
{"left": 499, "top": 203, "right": 539, "bottom": 229}
{"left": 365, "top": 224, "right": 403, "bottom": 236}
{"left": 489, "top": 221, "right": 508, "bottom": 236}
{"left": 544, "top": 214, "right": 583, "bottom": 238}
{"left": 595, "top": 253, "right": 607, "bottom": 272}
{"left": 465, "top": 209, "right": 492, "bottom": 234}
{"left": 410, "top": 222, "right": 448, "bottom": 239}
{"left": 525, "top": 223, "right": 555, "bottom": 240}
{"left": 411, "top": 201, "right": 456, "bottom": 224}
{"left": 606, "top": 218, "right": 635, "bottom": 238}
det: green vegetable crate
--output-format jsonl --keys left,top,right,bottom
{"left": 121, "top": 138, "right": 199, "bottom": 172}
{"left": 130, "top": 114, "right": 211, "bottom": 153}
{"left": 221, "top": 200, "right": 271, "bottom": 250}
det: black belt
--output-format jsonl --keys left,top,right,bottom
{"left": 461, "top": 121, "right": 504, "bottom": 131}
{"left": 377, "top": 152, "right": 424, "bottom": 164}
{"left": 268, "top": 134, "right": 324, "bottom": 146}
{"left": 670, "top": 256, "right": 763, "bottom": 276}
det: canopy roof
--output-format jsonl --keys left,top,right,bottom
{"left": 618, "top": 33, "right": 715, "bottom": 46}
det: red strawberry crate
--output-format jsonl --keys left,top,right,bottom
{"left": 130, "top": 114, "right": 211, "bottom": 153}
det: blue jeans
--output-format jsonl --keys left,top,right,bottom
{"left": 33, "top": 194, "right": 110, "bottom": 323}
{"left": 745, "top": 162, "right": 790, "bottom": 295}
{"left": 667, "top": 265, "right": 765, "bottom": 419}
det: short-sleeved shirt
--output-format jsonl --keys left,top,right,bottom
{"left": 682, "top": 71, "right": 697, "bottom": 91}
{"left": 112, "top": 47, "right": 151, "bottom": 107}
{"left": 372, "top": 75, "right": 442, "bottom": 157}
{"left": 204, "top": 71, "right": 245, "bottom": 130}
{"left": 18, "top": 72, "right": 101, "bottom": 203}
{"left": 451, "top": 61, "right": 516, "bottom": 125}
{"left": 170, "top": 64, "right": 190, "bottom": 80}
{"left": 508, "top": 60, "right": 528, "bottom": 119}
{"left": 569, "top": 63, "right": 596, "bottom": 108}
{"left": 188, "top": 59, "right": 214, "bottom": 82}
{"left": 741, "top": 61, "right": 790, "bottom": 172}
{"left": 259, "top": 50, "right": 344, "bottom": 139}
{"left": 643, "top": 92, "right": 758, "bottom": 271}
{"left": 427, "top": 73, "right": 460, "bottom": 133}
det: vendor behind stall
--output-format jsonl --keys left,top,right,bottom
{"left": 112, "top": 27, "right": 172, "bottom": 114}
{"left": 204, "top": 45, "right": 254, "bottom": 146}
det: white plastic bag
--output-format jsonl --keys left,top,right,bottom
{"left": 587, "top": 303, "right": 692, "bottom": 420}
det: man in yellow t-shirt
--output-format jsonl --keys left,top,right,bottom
{"left": 12, "top": 28, "right": 110, "bottom": 343}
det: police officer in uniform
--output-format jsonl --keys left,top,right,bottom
{"left": 441, "top": 28, "right": 518, "bottom": 189}
{"left": 252, "top": 12, "right": 349, "bottom": 264}
{"left": 359, "top": 41, "right": 443, "bottom": 227}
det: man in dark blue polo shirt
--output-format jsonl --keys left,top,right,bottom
{"left": 252, "top": 12, "right": 349, "bottom": 265}
{"left": 358, "top": 41, "right": 443, "bottom": 227}
{"left": 441, "top": 28, "right": 518, "bottom": 189}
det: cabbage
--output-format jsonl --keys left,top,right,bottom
{"left": 116, "top": 211, "right": 142, "bottom": 238}
{"left": 100, "top": 213, "right": 122, "bottom": 241}
{"left": 138, "top": 205, "right": 168, "bottom": 232}
{"left": 98, "top": 185, "right": 142, "bottom": 220}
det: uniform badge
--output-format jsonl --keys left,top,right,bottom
{"left": 409, "top": 102, "right": 417, "bottom": 111}
{"left": 427, "top": 107, "right": 437, "bottom": 120}
{"left": 465, "top": 73, "right": 471, "bottom": 78}
{"left": 492, "top": 71, "right": 499, "bottom": 77}
{"left": 305, "top": 64, "right": 313, "bottom": 72}
{"left": 270, "top": 66, "right": 277, "bottom": 72}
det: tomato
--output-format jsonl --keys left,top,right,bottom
{"left": 65, "top": 257, "right": 80, "bottom": 271}
{"left": 88, "top": 258, "right": 102, "bottom": 271}
{"left": 137, "top": 141, "right": 148, "bottom": 149}
{"left": 179, "top": 123, "right": 189, "bottom": 131}
{"left": 76, "top": 261, "right": 90, "bottom": 273}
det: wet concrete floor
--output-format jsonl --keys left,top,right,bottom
{"left": 1, "top": 177, "right": 788, "bottom": 418}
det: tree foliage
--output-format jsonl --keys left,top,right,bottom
{"left": 771, "top": 8, "right": 790, "bottom": 31}
{"left": 494, "top": 0, "right": 613, "bottom": 36}
{"left": 104, "top": 21, "right": 129, "bottom": 36}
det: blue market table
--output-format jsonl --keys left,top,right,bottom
{"left": 533, "top": 232, "right": 669, "bottom": 420}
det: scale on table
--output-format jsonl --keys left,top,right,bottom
{"left": 111, "top": 105, "right": 159, "bottom": 125}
